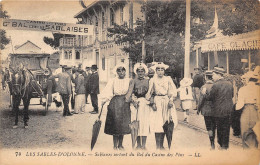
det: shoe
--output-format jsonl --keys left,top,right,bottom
{"left": 141, "top": 146, "right": 147, "bottom": 150}
{"left": 90, "top": 111, "right": 98, "bottom": 114}
{"left": 24, "top": 123, "right": 28, "bottom": 129}
{"left": 135, "top": 145, "right": 142, "bottom": 150}
{"left": 13, "top": 124, "right": 18, "bottom": 129}
{"left": 113, "top": 146, "right": 118, "bottom": 150}
{"left": 160, "top": 146, "right": 165, "bottom": 150}
{"left": 86, "top": 102, "right": 90, "bottom": 104}
{"left": 67, "top": 113, "right": 73, "bottom": 116}
{"left": 74, "top": 112, "right": 79, "bottom": 114}
{"left": 118, "top": 146, "right": 124, "bottom": 151}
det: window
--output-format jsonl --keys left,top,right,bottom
{"left": 102, "top": 11, "right": 105, "bottom": 29}
{"left": 95, "top": 16, "right": 98, "bottom": 27}
{"left": 64, "top": 51, "right": 68, "bottom": 59}
{"left": 120, "top": 6, "right": 124, "bottom": 24}
{"left": 110, "top": 8, "right": 114, "bottom": 26}
{"left": 76, "top": 51, "right": 80, "bottom": 59}
{"left": 68, "top": 51, "right": 72, "bottom": 59}
{"left": 102, "top": 57, "right": 105, "bottom": 70}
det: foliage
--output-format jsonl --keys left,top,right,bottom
{"left": 0, "top": 4, "right": 10, "bottom": 50}
{"left": 43, "top": 33, "right": 64, "bottom": 49}
{"left": 107, "top": 0, "right": 259, "bottom": 78}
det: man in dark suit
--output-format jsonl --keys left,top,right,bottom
{"left": 204, "top": 67, "right": 233, "bottom": 150}
{"left": 88, "top": 65, "right": 100, "bottom": 114}
{"left": 82, "top": 66, "right": 91, "bottom": 104}
{"left": 192, "top": 67, "right": 205, "bottom": 109}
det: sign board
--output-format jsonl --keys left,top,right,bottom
{"left": 1, "top": 19, "right": 94, "bottom": 35}
{"left": 200, "top": 30, "right": 260, "bottom": 52}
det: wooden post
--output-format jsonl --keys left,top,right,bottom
{"left": 142, "top": 1, "right": 147, "bottom": 63}
{"left": 196, "top": 48, "right": 199, "bottom": 68}
{"left": 226, "top": 51, "right": 229, "bottom": 74}
{"left": 208, "top": 52, "right": 210, "bottom": 70}
{"left": 248, "top": 51, "right": 251, "bottom": 71}
{"left": 184, "top": 0, "right": 191, "bottom": 78}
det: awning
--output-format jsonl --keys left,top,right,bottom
{"left": 199, "top": 30, "right": 260, "bottom": 53}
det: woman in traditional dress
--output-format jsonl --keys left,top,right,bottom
{"left": 126, "top": 63, "right": 150, "bottom": 150}
{"left": 145, "top": 62, "right": 177, "bottom": 150}
{"left": 100, "top": 64, "right": 131, "bottom": 150}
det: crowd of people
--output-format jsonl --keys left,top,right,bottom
{"left": 48, "top": 64, "right": 100, "bottom": 116}
{"left": 1, "top": 62, "right": 259, "bottom": 151}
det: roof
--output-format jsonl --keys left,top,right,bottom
{"left": 74, "top": 1, "right": 99, "bottom": 18}
{"left": 15, "top": 40, "right": 41, "bottom": 50}
{"left": 74, "top": 0, "right": 125, "bottom": 18}
{"left": 9, "top": 53, "right": 50, "bottom": 58}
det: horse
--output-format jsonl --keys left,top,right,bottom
{"left": 11, "top": 68, "right": 34, "bottom": 129}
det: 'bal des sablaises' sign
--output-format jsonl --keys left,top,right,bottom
{"left": 1, "top": 19, "right": 94, "bottom": 35}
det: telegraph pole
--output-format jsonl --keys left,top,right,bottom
{"left": 142, "top": 0, "right": 146, "bottom": 63}
{"left": 184, "top": 0, "right": 191, "bottom": 78}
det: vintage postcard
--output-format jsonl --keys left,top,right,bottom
{"left": 0, "top": 0, "right": 259, "bottom": 165}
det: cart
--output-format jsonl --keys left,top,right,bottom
{"left": 8, "top": 53, "right": 53, "bottom": 115}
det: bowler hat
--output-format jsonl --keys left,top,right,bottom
{"left": 64, "top": 66, "right": 72, "bottom": 70}
{"left": 213, "top": 67, "right": 225, "bottom": 75}
{"left": 91, "top": 65, "right": 98, "bottom": 70}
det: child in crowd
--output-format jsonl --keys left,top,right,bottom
{"left": 178, "top": 78, "right": 193, "bottom": 122}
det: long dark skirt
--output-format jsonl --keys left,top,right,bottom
{"left": 104, "top": 95, "right": 131, "bottom": 135}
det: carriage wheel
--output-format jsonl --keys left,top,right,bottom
{"left": 44, "top": 94, "right": 48, "bottom": 116}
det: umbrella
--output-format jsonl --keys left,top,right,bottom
{"left": 129, "top": 104, "right": 139, "bottom": 149}
{"left": 91, "top": 104, "right": 104, "bottom": 150}
{"left": 129, "top": 120, "right": 139, "bottom": 149}
{"left": 163, "top": 120, "right": 174, "bottom": 149}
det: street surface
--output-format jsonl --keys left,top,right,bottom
{"left": 0, "top": 86, "right": 242, "bottom": 150}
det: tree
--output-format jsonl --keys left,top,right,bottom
{"left": 107, "top": 0, "right": 259, "bottom": 78}
{"left": 43, "top": 33, "right": 64, "bottom": 49}
{"left": 0, "top": 4, "right": 10, "bottom": 50}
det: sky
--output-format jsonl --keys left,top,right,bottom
{"left": 1, "top": 0, "right": 92, "bottom": 60}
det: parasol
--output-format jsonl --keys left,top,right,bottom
{"left": 91, "top": 104, "right": 104, "bottom": 150}
{"left": 163, "top": 120, "right": 174, "bottom": 149}
{"left": 129, "top": 102, "right": 139, "bottom": 149}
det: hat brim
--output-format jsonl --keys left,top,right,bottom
{"left": 213, "top": 70, "right": 225, "bottom": 75}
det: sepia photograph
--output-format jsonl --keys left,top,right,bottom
{"left": 0, "top": 0, "right": 259, "bottom": 164}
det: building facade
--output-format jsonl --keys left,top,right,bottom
{"left": 59, "top": 0, "right": 143, "bottom": 83}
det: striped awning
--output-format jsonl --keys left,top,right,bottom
{"left": 200, "top": 30, "right": 260, "bottom": 53}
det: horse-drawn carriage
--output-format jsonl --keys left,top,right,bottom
{"left": 8, "top": 53, "right": 53, "bottom": 115}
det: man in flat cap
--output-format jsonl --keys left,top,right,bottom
{"left": 82, "top": 66, "right": 91, "bottom": 104}
{"left": 50, "top": 66, "right": 73, "bottom": 116}
{"left": 204, "top": 67, "right": 233, "bottom": 150}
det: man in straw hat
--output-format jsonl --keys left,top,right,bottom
{"left": 203, "top": 67, "right": 233, "bottom": 150}
{"left": 236, "top": 71, "right": 259, "bottom": 149}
